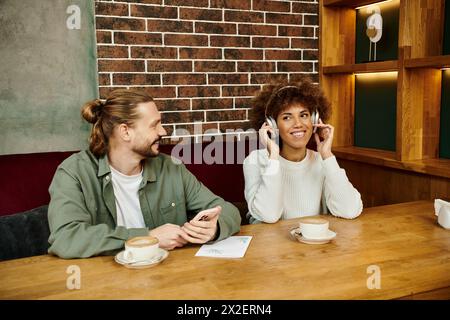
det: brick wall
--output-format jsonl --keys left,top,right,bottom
{"left": 95, "top": 0, "right": 319, "bottom": 143}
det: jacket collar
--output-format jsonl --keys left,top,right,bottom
{"left": 97, "top": 154, "right": 157, "bottom": 182}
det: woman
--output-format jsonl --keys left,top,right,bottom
{"left": 243, "top": 78, "right": 363, "bottom": 223}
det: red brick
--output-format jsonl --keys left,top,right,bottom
{"left": 252, "top": 37, "right": 289, "bottom": 48}
{"left": 290, "top": 73, "right": 319, "bottom": 83}
{"left": 95, "top": 2, "right": 129, "bottom": 16}
{"left": 225, "top": 10, "right": 264, "bottom": 23}
{"left": 96, "top": 17, "right": 146, "bottom": 31}
{"left": 136, "top": 86, "right": 177, "bottom": 98}
{"left": 222, "top": 85, "right": 260, "bottom": 97}
{"left": 156, "top": 99, "right": 190, "bottom": 111}
{"left": 147, "top": 61, "right": 192, "bottom": 72}
{"left": 291, "top": 38, "right": 317, "bottom": 49}
{"left": 97, "top": 31, "right": 112, "bottom": 44}
{"left": 163, "top": 74, "right": 206, "bottom": 85}
{"left": 113, "top": 74, "right": 161, "bottom": 85}
{"left": 163, "top": 124, "right": 173, "bottom": 136}
{"left": 219, "top": 121, "right": 252, "bottom": 132}
{"left": 208, "top": 74, "right": 248, "bottom": 84}
{"left": 180, "top": 8, "right": 222, "bottom": 21}
{"left": 265, "top": 50, "right": 302, "bottom": 60}
{"left": 277, "top": 62, "right": 314, "bottom": 72}
{"left": 224, "top": 49, "right": 263, "bottom": 60}
{"left": 250, "top": 73, "right": 288, "bottom": 84}
{"left": 192, "top": 98, "right": 233, "bottom": 110}
{"left": 98, "top": 74, "right": 111, "bottom": 86}
{"left": 179, "top": 48, "right": 222, "bottom": 59}
{"left": 162, "top": 111, "right": 205, "bottom": 123}
{"left": 210, "top": 0, "right": 251, "bottom": 10}
{"left": 119, "top": 0, "right": 162, "bottom": 4}
{"left": 195, "top": 22, "right": 236, "bottom": 35}
{"left": 266, "top": 13, "right": 303, "bottom": 25}
{"left": 174, "top": 123, "right": 220, "bottom": 135}
{"left": 253, "top": 0, "right": 290, "bottom": 12}
{"left": 195, "top": 61, "right": 236, "bottom": 72}
{"left": 304, "top": 15, "right": 318, "bottom": 26}
{"left": 292, "top": 3, "right": 318, "bottom": 14}
{"left": 178, "top": 86, "right": 220, "bottom": 98}
{"left": 278, "top": 26, "right": 314, "bottom": 37}
{"left": 98, "top": 60, "right": 145, "bottom": 72}
{"left": 114, "top": 32, "right": 162, "bottom": 45}
{"left": 303, "top": 50, "right": 318, "bottom": 60}
{"left": 237, "top": 62, "right": 275, "bottom": 72}
{"left": 99, "top": 87, "right": 115, "bottom": 99}
{"left": 238, "top": 24, "right": 276, "bottom": 36}
{"left": 97, "top": 46, "right": 129, "bottom": 58}
{"left": 206, "top": 110, "right": 246, "bottom": 121}
{"left": 131, "top": 47, "right": 177, "bottom": 59}
{"left": 164, "top": 0, "right": 208, "bottom": 7}
{"left": 147, "top": 20, "right": 193, "bottom": 33}
{"left": 164, "top": 34, "right": 208, "bottom": 46}
{"left": 130, "top": 5, "right": 178, "bottom": 18}
{"left": 234, "top": 97, "right": 253, "bottom": 109}
{"left": 210, "top": 36, "right": 250, "bottom": 47}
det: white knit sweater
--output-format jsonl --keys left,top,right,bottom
{"left": 243, "top": 149, "right": 363, "bottom": 223}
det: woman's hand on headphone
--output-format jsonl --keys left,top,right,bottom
{"left": 314, "top": 119, "right": 334, "bottom": 160}
{"left": 259, "top": 122, "right": 280, "bottom": 160}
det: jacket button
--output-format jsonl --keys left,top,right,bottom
{"left": 106, "top": 176, "right": 110, "bottom": 181}
{"left": 171, "top": 202, "right": 175, "bottom": 207}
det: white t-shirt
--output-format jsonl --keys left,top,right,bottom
{"left": 109, "top": 164, "right": 146, "bottom": 228}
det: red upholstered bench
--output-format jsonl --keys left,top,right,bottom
{"left": 0, "top": 140, "right": 255, "bottom": 224}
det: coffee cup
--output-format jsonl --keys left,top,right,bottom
{"left": 124, "top": 236, "right": 159, "bottom": 263}
{"left": 298, "top": 216, "right": 330, "bottom": 239}
{"left": 438, "top": 205, "right": 450, "bottom": 229}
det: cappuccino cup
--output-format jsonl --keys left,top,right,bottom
{"left": 438, "top": 205, "right": 450, "bottom": 229}
{"left": 298, "top": 216, "right": 330, "bottom": 240}
{"left": 124, "top": 236, "right": 159, "bottom": 263}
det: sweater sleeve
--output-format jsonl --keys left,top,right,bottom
{"left": 243, "top": 150, "right": 283, "bottom": 223}
{"left": 322, "top": 156, "right": 363, "bottom": 219}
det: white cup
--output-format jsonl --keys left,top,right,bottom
{"left": 124, "top": 236, "right": 159, "bottom": 263}
{"left": 298, "top": 216, "right": 330, "bottom": 239}
{"left": 438, "top": 205, "right": 450, "bottom": 229}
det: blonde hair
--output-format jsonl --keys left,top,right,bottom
{"left": 81, "top": 89, "right": 154, "bottom": 157}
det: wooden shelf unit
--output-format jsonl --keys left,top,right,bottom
{"left": 404, "top": 55, "right": 450, "bottom": 69}
{"left": 323, "top": 60, "right": 398, "bottom": 74}
{"left": 319, "top": 0, "right": 449, "bottom": 204}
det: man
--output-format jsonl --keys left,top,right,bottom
{"left": 48, "top": 89, "right": 241, "bottom": 258}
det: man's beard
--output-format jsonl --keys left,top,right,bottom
{"left": 133, "top": 138, "right": 161, "bottom": 158}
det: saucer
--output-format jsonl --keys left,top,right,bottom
{"left": 290, "top": 227, "right": 336, "bottom": 245}
{"left": 115, "top": 248, "right": 169, "bottom": 269}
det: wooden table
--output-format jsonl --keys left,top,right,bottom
{"left": 1, "top": 201, "right": 450, "bottom": 300}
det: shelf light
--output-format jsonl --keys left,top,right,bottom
{"left": 355, "top": 0, "right": 396, "bottom": 10}
{"left": 354, "top": 71, "right": 397, "bottom": 76}
{"left": 354, "top": 71, "right": 398, "bottom": 81}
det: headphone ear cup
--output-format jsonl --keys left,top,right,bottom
{"left": 266, "top": 117, "right": 278, "bottom": 130}
{"left": 312, "top": 111, "right": 319, "bottom": 125}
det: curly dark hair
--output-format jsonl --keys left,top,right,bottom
{"left": 249, "top": 77, "right": 332, "bottom": 131}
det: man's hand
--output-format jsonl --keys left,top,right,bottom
{"left": 181, "top": 206, "right": 221, "bottom": 244}
{"left": 149, "top": 223, "right": 189, "bottom": 250}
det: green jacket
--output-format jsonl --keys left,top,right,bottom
{"left": 47, "top": 150, "right": 241, "bottom": 258}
